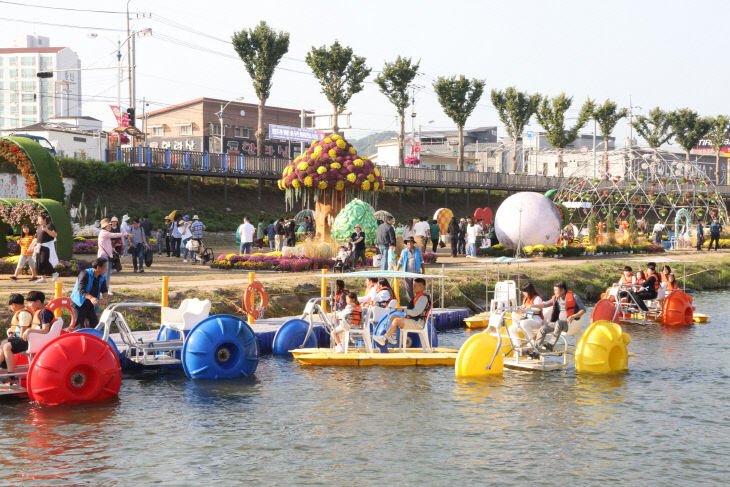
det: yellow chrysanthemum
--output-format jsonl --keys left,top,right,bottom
{"left": 336, "top": 139, "right": 347, "bottom": 149}
{"left": 304, "top": 176, "right": 313, "bottom": 187}
{"left": 331, "top": 134, "right": 341, "bottom": 140}
{"left": 374, "top": 182, "right": 380, "bottom": 191}
{"left": 297, "top": 161, "right": 309, "bottom": 171}
{"left": 324, "top": 137, "right": 332, "bottom": 144}
{"left": 277, "top": 179, "right": 283, "bottom": 190}
{"left": 312, "top": 139, "right": 319, "bottom": 145}
{"left": 335, "top": 180, "right": 345, "bottom": 191}
{"left": 292, "top": 179, "right": 300, "bottom": 189}
{"left": 353, "top": 159, "right": 364, "bottom": 166}
{"left": 330, "top": 162, "right": 341, "bottom": 169}
{"left": 346, "top": 173, "right": 356, "bottom": 183}
{"left": 318, "top": 181, "right": 327, "bottom": 189}
{"left": 361, "top": 180, "right": 371, "bottom": 191}
{"left": 314, "top": 145, "right": 323, "bottom": 153}
{"left": 311, "top": 152, "right": 321, "bottom": 160}
{"left": 317, "top": 166, "right": 327, "bottom": 175}
{"left": 374, "top": 168, "right": 380, "bottom": 177}
{"left": 367, "top": 174, "right": 375, "bottom": 182}
{"left": 294, "top": 155, "right": 302, "bottom": 162}
{"left": 328, "top": 149, "right": 337, "bottom": 158}
{"left": 348, "top": 146, "right": 357, "bottom": 155}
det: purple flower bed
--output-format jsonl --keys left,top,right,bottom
{"left": 212, "top": 253, "right": 336, "bottom": 272}
{"left": 73, "top": 240, "right": 98, "bottom": 254}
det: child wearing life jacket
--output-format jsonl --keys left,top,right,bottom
{"left": 666, "top": 273, "right": 679, "bottom": 291}
{"left": 332, "top": 292, "right": 362, "bottom": 353}
{"left": 330, "top": 280, "right": 349, "bottom": 311}
{"left": 0, "top": 293, "right": 33, "bottom": 376}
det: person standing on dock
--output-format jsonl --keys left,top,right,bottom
{"left": 238, "top": 216, "right": 255, "bottom": 255}
{"left": 376, "top": 216, "right": 396, "bottom": 270}
{"left": 396, "top": 237, "right": 424, "bottom": 301}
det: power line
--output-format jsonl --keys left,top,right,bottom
{"left": 0, "top": 0, "right": 132, "bottom": 14}
{"left": 0, "top": 16, "right": 124, "bottom": 31}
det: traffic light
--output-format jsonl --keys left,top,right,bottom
{"left": 126, "top": 108, "right": 136, "bottom": 127}
{"left": 36, "top": 72, "right": 54, "bottom": 78}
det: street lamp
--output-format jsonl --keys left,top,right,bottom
{"left": 218, "top": 97, "right": 244, "bottom": 154}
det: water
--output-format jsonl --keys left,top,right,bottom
{"left": 1, "top": 291, "right": 729, "bottom": 486}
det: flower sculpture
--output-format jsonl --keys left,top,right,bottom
{"left": 279, "top": 133, "right": 384, "bottom": 240}
{"left": 0, "top": 138, "right": 40, "bottom": 198}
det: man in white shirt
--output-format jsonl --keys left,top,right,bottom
{"left": 465, "top": 218, "right": 478, "bottom": 258}
{"left": 237, "top": 216, "right": 256, "bottom": 255}
{"left": 413, "top": 217, "right": 431, "bottom": 251}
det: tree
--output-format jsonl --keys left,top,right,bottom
{"left": 588, "top": 214, "right": 598, "bottom": 244}
{"left": 606, "top": 209, "right": 615, "bottom": 244}
{"left": 631, "top": 107, "right": 674, "bottom": 170}
{"left": 534, "top": 94, "right": 594, "bottom": 177}
{"left": 706, "top": 115, "right": 730, "bottom": 184}
{"left": 374, "top": 56, "right": 420, "bottom": 167}
{"left": 433, "top": 75, "right": 485, "bottom": 171}
{"left": 592, "top": 99, "right": 627, "bottom": 176}
{"left": 491, "top": 87, "right": 540, "bottom": 174}
{"left": 232, "top": 22, "right": 290, "bottom": 157}
{"left": 306, "top": 40, "right": 371, "bottom": 134}
{"left": 669, "top": 108, "right": 712, "bottom": 172}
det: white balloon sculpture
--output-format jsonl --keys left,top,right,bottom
{"left": 494, "top": 192, "right": 561, "bottom": 248}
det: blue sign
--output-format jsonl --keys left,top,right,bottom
{"left": 269, "top": 124, "right": 319, "bottom": 143}
{"left": 526, "top": 131, "right": 533, "bottom": 139}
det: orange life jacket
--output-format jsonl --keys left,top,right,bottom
{"left": 334, "top": 289, "right": 349, "bottom": 309}
{"left": 553, "top": 291, "right": 579, "bottom": 317}
{"left": 31, "top": 306, "right": 53, "bottom": 329}
{"left": 667, "top": 280, "right": 678, "bottom": 290}
{"left": 620, "top": 274, "right": 634, "bottom": 285}
{"left": 524, "top": 295, "right": 543, "bottom": 319}
{"left": 650, "top": 274, "right": 660, "bottom": 291}
{"left": 409, "top": 292, "right": 432, "bottom": 320}
{"left": 10, "top": 308, "right": 33, "bottom": 337}
{"left": 376, "top": 285, "right": 394, "bottom": 307}
{"left": 349, "top": 303, "right": 362, "bottom": 327}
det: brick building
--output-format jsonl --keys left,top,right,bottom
{"left": 140, "top": 97, "right": 308, "bottom": 157}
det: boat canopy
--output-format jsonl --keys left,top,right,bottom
{"left": 343, "top": 270, "right": 447, "bottom": 279}
{"left": 628, "top": 257, "right": 695, "bottom": 263}
{"left": 477, "top": 257, "right": 528, "bottom": 264}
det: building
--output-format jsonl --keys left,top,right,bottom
{"left": 374, "top": 127, "right": 498, "bottom": 170}
{"left": 0, "top": 116, "right": 106, "bottom": 159}
{"left": 141, "top": 97, "right": 308, "bottom": 157}
{"left": 0, "top": 35, "right": 82, "bottom": 130}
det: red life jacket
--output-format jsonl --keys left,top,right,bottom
{"left": 377, "top": 285, "right": 394, "bottom": 307}
{"left": 10, "top": 308, "right": 33, "bottom": 337}
{"left": 408, "top": 292, "right": 432, "bottom": 320}
{"left": 525, "top": 295, "right": 543, "bottom": 319}
{"left": 552, "top": 291, "right": 579, "bottom": 317}
{"left": 349, "top": 303, "right": 362, "bottom": 327}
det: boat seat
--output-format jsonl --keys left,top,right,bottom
{"left": 490, "top": 280, "right": 517, "bottom": 313}
{"left": 161, "top": 298, "right": 211, "bottom": 333}
{"left": 27, "top": 318, "right": 64, "bottom": 355}
{"left": 399, "top": 308, "right": 433, "bottom": 352}
{"left": 342, "top": 307, "right": 374, "bottom": 353}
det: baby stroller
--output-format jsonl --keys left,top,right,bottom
{"left": 188, "top": 238, "right": 214, "bottom": 265}
{"left": 333, "top": 249, "right": 356, "bottom": 273}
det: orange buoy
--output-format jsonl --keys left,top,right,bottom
{"left": 590, "top": 299, "right": 617, "bottom": 324}
{"left": 661, "top": 290, "right": 694, "bottom": 326}
{"left": 47, "top": 297, "right": 76, "bottom": 331}
{"left": 243, "top": 281, "right": 268, "bottom": 320}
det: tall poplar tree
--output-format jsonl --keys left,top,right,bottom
{"left": 491, "top": 87, "right": 540, "bottom": 173}
{"left": 535, "top": 94, "right": 594, "bottom": 177}
{"left": 592, "top": 99, "right": 627, "bottom": 175}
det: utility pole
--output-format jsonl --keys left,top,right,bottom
{"left": 220, "top": 103, "right": 224, "bottom": 154}
{"left": 126, "top": 0, "right": 132, "bottom": 111}
{"left": 410, "top": 87, "right": 416, "bottom": 159}
{"left": 628, "top": 95, "right": 633, "bottom": 148}
{"left": 116, "top": 41, "right": 122, "bottom": 116}
{"left": 593, "top": 118, "right": 597, "bottom": 178}
{"left": 300, "top": 109, "right": 305, "bottom": 156}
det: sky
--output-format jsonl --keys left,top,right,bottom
{"left": 1, "top": 0, "right": 728, "bottom": 147}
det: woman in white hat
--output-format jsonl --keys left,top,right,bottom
{"left": 97, "top": 218, "right": 130, "bottom": 292}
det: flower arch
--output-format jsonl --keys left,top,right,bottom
{"left": 0, "top": 136, "right": 65, "bottom": 202}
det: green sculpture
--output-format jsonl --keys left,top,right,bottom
{"left": 330, "top": 198, "right": 377, "bottom": 246}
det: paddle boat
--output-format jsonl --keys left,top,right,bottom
{"left": 592, "top": 258, "right": 704, "bottom": 327}
{"left": 273, "top": 270, "right": 460, "bottom": 366}
{"left": 455, "top": 305, "right": 631, "bottom": 376}
{"left": 88, "top": 300, "right": 259, "bottom": 379}
{"left": 0, "top": 297, "right": 122, "bottom": 406}
{"left": 463, "top": 257, "right": 527, "bottom": 330}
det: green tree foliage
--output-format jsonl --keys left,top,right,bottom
{"left": 433, "top": 76, "right": 485, "bottom": 171}
{"left": 588, "top": 214, "right": 598, "bottom": 244}
{"left": 628, "top": 211, "right": 637, "bottom": 243}
{"left": 632, "top": 107, "right": 674, "bottom": 149}
{"left": 306, "top": 41, "right": 371, "bottom": 134}
{"left": 232, "top": 22, "right": 290, "bottom": 157}
{"left": 670, "top": 108, "right": 712, "bottom": 166}
{"left": 535, "top": 94, "right": 594, "bottom": 177}
{"left": 606, "top": 210, "right": 615, "bottom": 243}
{"left": 706, "top": 115, "right": 729, "bottom": 183}
{"left": 491, "top": 87, "right": 540, "bottom": 173}
{"left": 592, "top": 99, "right": 627, "bottom": 175}
{"left": 375, "top": 56, "right": 420, "bottom": 167}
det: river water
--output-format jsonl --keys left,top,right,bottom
{"left": 1, "top": 291, "right": 728, "bottom": 486}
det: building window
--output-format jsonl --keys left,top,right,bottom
{"left": 21, "top": 118, "right": 34, "bottom": 126}
{"left": 40, "top": 56, "right": 52, "bottom": 70}
{"left": 9, "top": 93, "right": 17, "bottom": 103}
{"left": 21, "top": 68, "right": 35, "bottom": 78}
{"left": 10, "top": 105, "right": 17, "bottom": 114}
{"left": 209, "top": 123, "right": 221, "bottom": 136}
{"left": 22, "top": 93, "right": 34, "bottom": 102}
{"left": 21, "top": 81, "right": 35, "bottom": 91}
{"left": 9, "top": 81, "right": 17, "bottom": 91}
{"left": 9, "top": 57, "right": 17, "bottom": 66}
{"left": 179, "top": 124, "right": 193, "bottom": 136}
{"left": 73, "top": 136, "right": 87, "bottom": 142}
{"left": 0, "top": 57, "right": 3, "bottom": 66}
{"left": 21, "top": 105, "right": 36, "bottom": 115}
{"left": 0, "top": 71, "right": 3, "bottom": 79}
{"left": 8, "top": 69, "right": 17, "bottom": 78}
{"left": 234, "top": 126, "right": 249, "bottom": 138}
{"left": 21, "top": 56, "right": 35, "bottom": 66}
{"left": 151, "top": 126, "right": 164, "bottom": 136}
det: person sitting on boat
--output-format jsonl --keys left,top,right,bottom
{"left": 534, "top": 281, "right": 586, "bottom": 352}
{"left": 666, "top": 273, "right": 679, "bottom": 292}
{"left": 70, "top": 257, "right": 109, "bottom": 329}
{"left": 330, "top": 280, "right": 349, "bottom": 311}
{"left": 332, "top": 292, "right": 362, "bottom": 353}
{"left": 635, "top": 270, "right": 646, "bottom": 283}
{"left": 0, "top": 293, "right": 33, "bottom": 376}
{"left": 373, "top": 278, "right": 431, "bottom": 347}
{"left": 626, "top": 266, "right": 659, "bottom": 311}
{"left": 375, "top": 278, "right": 396, "bottom": 308}
{"left": 508, "top": 282, "right": 543, "bottom": 343}
{"left": 358, "top": 277, "right": 379, "bottom": 305}
{"left": 25, "top": 290, "right": 55, "bottom": 338}
{"left": 660, "top": 265, "right": 672, "bottom": 283}
{"left": 619, "top": 266, "right": 637, "bottom": 286}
